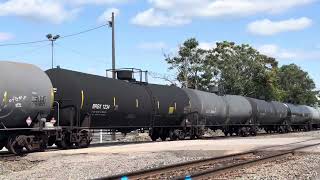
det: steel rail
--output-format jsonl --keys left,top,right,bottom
{"left": 98, "top": 138, "right": 320, "bottom": 180}
{"left": 178, "top": 142, "right": 320, "bottom": 179}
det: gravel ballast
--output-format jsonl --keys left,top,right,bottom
{"left": 1, "top": 130, "right": 320, "bottom": 179}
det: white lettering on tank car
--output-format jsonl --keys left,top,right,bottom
{"left": 92, "top": 104, "right": 102, "bottom": 110}
{"left": 8, "top": 96, "right": 27, "bottom": 103}
{"left": 92, "top": 104, "right": 111, "bottom": 110}
{"left": 15, "top": 103, "right": 22, "bottom": 108}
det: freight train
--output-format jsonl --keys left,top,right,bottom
{"left": 0, "top": 61, "right": 320, "bottom": 154}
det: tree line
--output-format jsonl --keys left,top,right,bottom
{"left": 165, "top": 38, "right": 319, "bottom": 106}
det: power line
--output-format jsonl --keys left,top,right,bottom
{"left": 6, "top": 43, "right": 51, "bottom": 59}
{"left": 55, "top": 43, "right": 108, "bottom": 65}
{"left": 0, "top": 39, "right": 49, "bottom": 47}
{"left": 59, "top": 24, "right": 107, "bottom": 39}
{"left": 0, "top": 24, "right": 108, "bottom": 47}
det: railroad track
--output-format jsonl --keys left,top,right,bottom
{"left": 0, "top": 132, "right": 269, "bottom": 156}
{"left": 0, "top": 130, "right": 316, "bottom": 157}
{"left": 101, "top": 138, "right": 320, "bottom": 180}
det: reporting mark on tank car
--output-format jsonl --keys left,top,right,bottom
{"left": 31, "top": 95, "right": 46, "bottom": 106}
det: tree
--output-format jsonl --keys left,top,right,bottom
{"left": 165, "top": 38, "right": 319, "bottom": 104}
{"left": 165, "top": 38, "right": 207, "bottom": 89}
{"left": 278, "top": 64, "right": 319, "bottom": 105}
{"left": 205, "top": 41, "right": 279, "bottom": 100}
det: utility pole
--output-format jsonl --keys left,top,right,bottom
{"left": 108, "top": 12, "right": 116, "bottom": 79}
{"left": 108, "top": 12, "right": 116, "bottom": 140}
{"left": 46, "top": 34, "right": 60, "bottom": 69}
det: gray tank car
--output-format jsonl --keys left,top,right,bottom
{"left": 0, "top": 61, "right": 54, "bottom": 154}
{"left": 222, "top": 95, "right": 255, "bottom": 136}
{"left": 223, "top": 95, "right": 252, "bottom": 125}
{"left": 0, "top": 61, "right": 53, "bottom": 128}
{"left": 183, "top": 89, "right": 227, "bottom": 126}
{"left": 285, "top": 103, "right": 312, "bottom": 130}
{"left": 305, "top": 106, "right": 320, "bottom": 128}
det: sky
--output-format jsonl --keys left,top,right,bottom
{"left": 0, "top": 0, "right": 319, "bottom": 89}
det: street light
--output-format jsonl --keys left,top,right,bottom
{"left": 46, "top": 34, "right": 60, "bottom": 69}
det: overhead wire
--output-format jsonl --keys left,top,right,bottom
{"left": 0, "top": 39, "right": 49, "bottom": 47}
{"left": 6, "top": 43, "right": 52, "bottom": 59}
{"left": 59, "top": 24, "right": 107, "bottom": 39}
{"left": 55, "top": 43, "right": 108, "bottom": 65}
{"left": 0, "top": 23, "right": 108, "bottom": 47}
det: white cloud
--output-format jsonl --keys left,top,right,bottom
{"left": 258, "top": 44, "right": 296, "bottom": 59}
{"left": 199, "top": 41, "right": 216, "bottom": 50}
{"left": 131, "top": 8, "right": 190, "bottom": 27}
{"left": 248, "top": 17, "right": 312, "bottom": 36}
{"left": 97, "top": 8, "right": 120, "bottom": 24}
{"left": 0, "top": 0, "right": 79, "bottom": 24}
{"left": 138, "top": 41, "right": 167, "bottom": 50}
{"left": 0, "top": 32, "right": 14, "bottom": 42}
{"left": 132, "top": 0, "right": 314, "bottom": 27}
{"left": 257, "top": 44, "right": 320, "bottom": 60}
{"left": 69, "top": 0, "right": 128, "bottom": 5}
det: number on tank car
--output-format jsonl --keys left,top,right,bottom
{"left": 92, "top": 104, "right": 111, "bottom": 110}
{"left": 32, "top": 96, "right": 47, "bottom": 106}
{"left": 8, "top": 96, "right": 27, "bottom": 103}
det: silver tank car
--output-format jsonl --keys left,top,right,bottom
{"left": 270, "top": 101, "right": 289, "bottom": 124}
{"left": 285, "top": 103, "right": 311, "bottom": 125}
{"left": 246, "top": 98, "right": 288, "bottom": 125}
{"left": 223, "top": 95, "right": 252, "bottom": 125}
{"left": 183, "top": 89, "right": 227, "bottom": 126}
{"left": 305, "top": 106, "right": 320, "bottom": 125}
{"left": 0, "top": 61, "right": 53, "bottom": 128}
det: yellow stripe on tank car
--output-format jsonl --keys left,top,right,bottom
{"left": 136, "top": 99, "right": 139, "bottom": 108}
{"left": 51, "top": 88, "right": 54, "bottom": 107}
{"left": 81, "top": 90, "right": 84, "bottom": 109}
{"left": 113, "top": 97, "right": 116, "bottom": 106}
{"left": 169, "top": 107, "right": 174, "bottom": 114}
{"left": 2, "top": 91, "right": 8, "bottom": 105}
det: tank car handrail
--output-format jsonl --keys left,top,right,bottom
{"left": 0, "top": 122, "right": 7, "bottom": 129}
{"left": 54, "top": 101, "right": 60, "bottom": 126}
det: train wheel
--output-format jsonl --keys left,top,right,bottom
{"left": 250, "top": 131, "right": 257, "bottom": 136}
{"left": 75, "top": 138, "right": 90, "bottom": 148}
{"left": 159, "top": 128, "right": 168, "bottom": 141}
{"left": 149, "top": 128, "right": 159, "bottom": 141}
{"left": 56, "top": 133, "right": 72, "bottom": 149}
{"left": 7, "top": 136, "right": 24, "bottom": 155}
{"left": 48, "top": 136, "right": 56, "bottom": 147}
{"left": 37, "top": 135, "right": 48, "bottom": 152}
{"left": 56, "top": 139, "right": 72, "bottom": 149}
{"left": 160, "top": 135, "right": 167, "bottom": 141}
{"left": 178, "top": 132, "right": 186, "bottom": 140}
{"left": 169, "top": 130, "right": 177, "bottom": 141}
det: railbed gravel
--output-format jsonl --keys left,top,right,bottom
{"left": 0, "top": 150, "right": 216, "bottom": 180}
{"left": 215, "top": 153, "right": 320, "bottom": 180}
{"left": 2, "top": 130, "right": 320, "bottom": 179}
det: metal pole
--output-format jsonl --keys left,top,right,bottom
{"left": 51, "top": 40, "right": 54, "bottom": 69}
{"left": 111, "top": 12, "right": 116, "bottom": 79}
